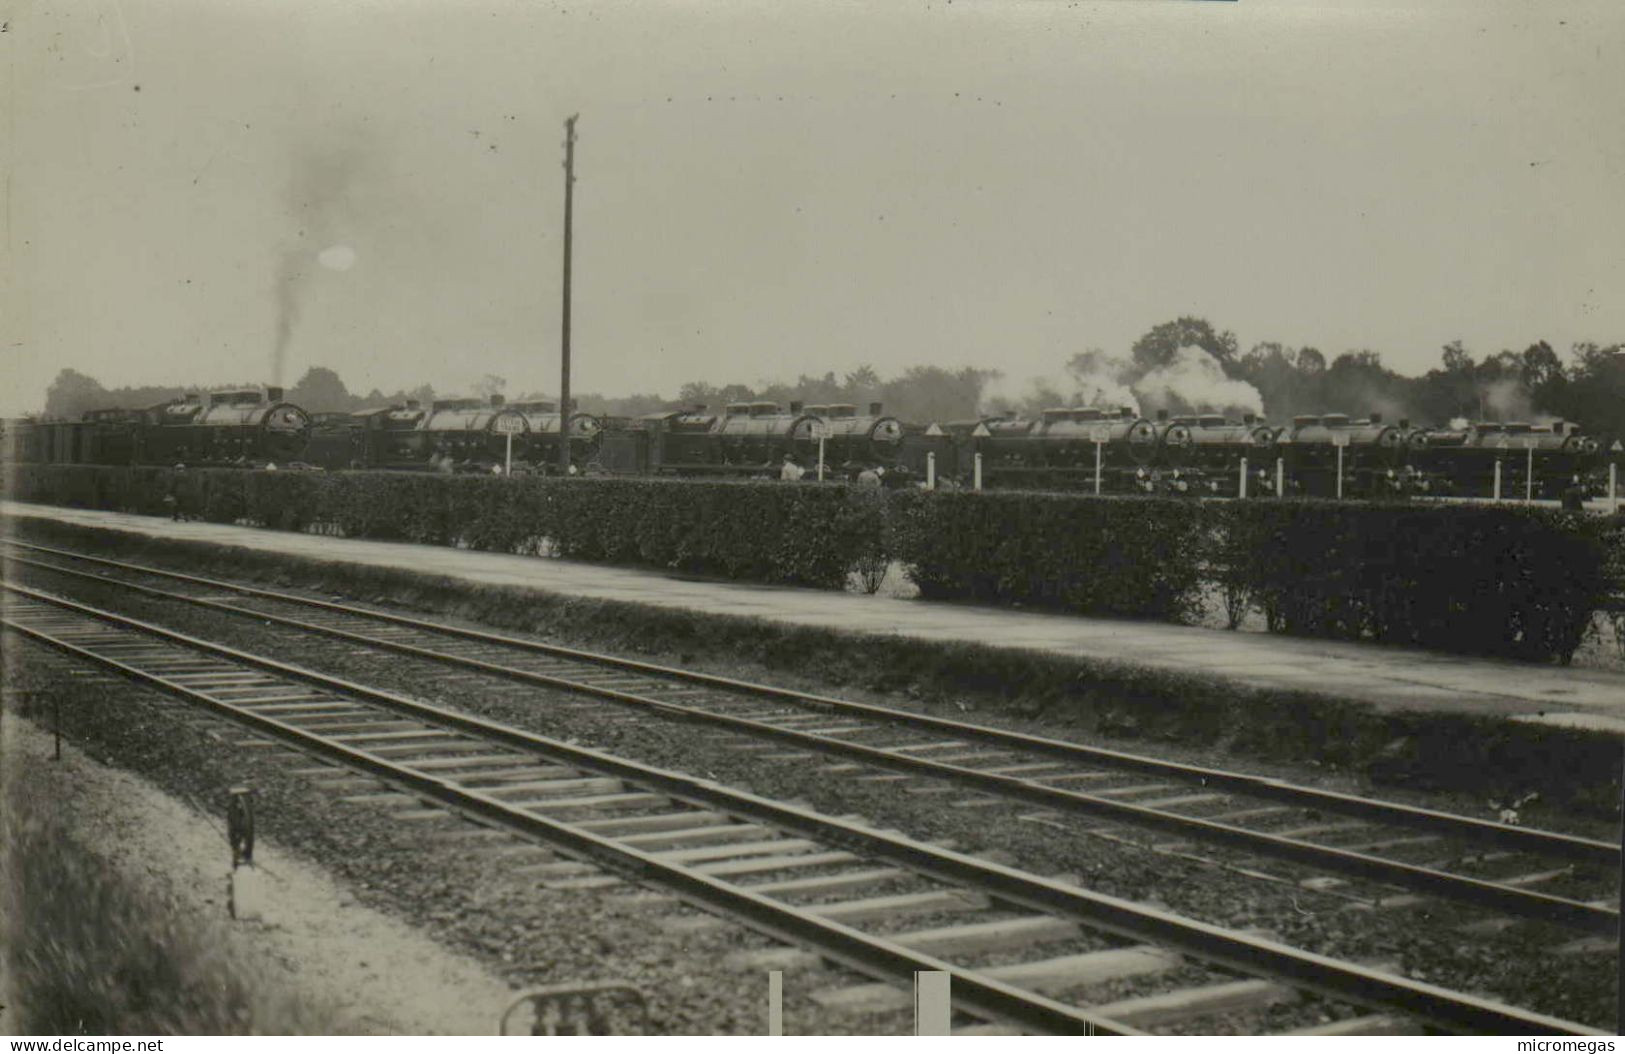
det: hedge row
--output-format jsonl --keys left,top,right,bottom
{"left": 6, "top": 464, "right": 1618, "bottom": 662}
{"left": 2, "top": 465, "right": 883, "bottom": 590}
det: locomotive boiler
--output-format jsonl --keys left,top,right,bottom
{"left": 1277, "top": 412, "right": 1405, "bottom": 497}
{"left": 1175, "top": 414, "right": 1280, "bottom": 495}
{"left": 417, "top": 395, "right": 530, "bottom": 470}
{"left": 509, "top": 399, "right": 603, "bottom": 470}
{"left": 790, "top": 402, "right": 906, "bottom": 472}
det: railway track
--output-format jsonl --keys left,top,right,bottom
{"left": 0, "top": 580, "right": 1604, "bottom": 1035}
{"left": 5, "top": 539, "right": 1618, "bottom": 941}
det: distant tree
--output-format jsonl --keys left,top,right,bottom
{"left": 1295, "top": 347, "right": 1326, "bottom": 374}
{"left": 1560, "top": 342, "right": 1625, "bottom": 436}
{"left": 1440, "top": 340, "right": 1474, "bottom": 375}
{"left": 878, "top": 365, "right": 998, "bottom": 424}
{"left": 843, "top": 364, "right": 881, "bottom": 392}
{"left": 43, "top": 369, "right": 110, "bottom": 419}
{"left": 1519, "top": 341, "right": 1564, "bottom": 390}
{"left": 287, "top": 366, "right": 352, "bottom": 412}
{"left": 1130, "top": 317, "right": 1239, "bottom": 374}
{"left": 473, "top": 374, "right": 507, "bottom": 399}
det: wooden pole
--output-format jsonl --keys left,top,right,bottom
{"left": 1239, "top": 456, "right": 1248, "bottom": 499}
{"left": 558, "top": 115, "right": 578, "bottom": 476}
{"left": 974, "top": 452, "right": 982, "bottom": 491}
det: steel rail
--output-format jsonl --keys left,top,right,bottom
{"left": 6, "top": 538, "right": 1609, "bottom": 867}
{"left": 0, "top": 603, "right": 1126, "bottom": 1036}
{"left": 0, "top": 580, "right": 1602, "bottom": 1037}
{"left": 7, "top": 548, "right": 1615, "bottom": 934}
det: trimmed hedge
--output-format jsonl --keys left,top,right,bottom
{"left": 1208, "top": 501, "right": 1615, "bottom": 662}
{"left": 888, "top": 490, "right": 1210, "bottom": 622}
{"left": 2, "top": 466, "right": 883, "bottom": 590}
{"left": 6, "top": 465, "right": 1619, "bottom": 662}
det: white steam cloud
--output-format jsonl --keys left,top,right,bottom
{"left": 1132, "top": 346, "right": 1264, "bottom": 418}
{"left": 979, "top": 345, "right": 1264, "bottom": 420}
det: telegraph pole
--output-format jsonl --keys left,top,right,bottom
{"left": 558, "top": 114, "right": 578, "bottom": 475}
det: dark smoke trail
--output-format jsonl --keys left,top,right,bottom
{"left": 271, "top": 138, "right": 364, "bottom": 386}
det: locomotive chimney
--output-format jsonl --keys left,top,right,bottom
{"left": 1399, "top": 417, "right": 1410, "bottom": 429}
{"left": 869, "top": 402, "right": 883, "bottom": 416}
{"left": 789, "top": 400, "right": 804, "bottom": 413}
{"left": 1156, "top": 408, "right": 1169, "bottom": 422}
{"left": 692, "top": 403, "right": 707, "bottom": 413}
{"left": 266, "top": 386, "right": 284, "bottom": 403}
{"left": 489, "top": 393, "right": 505, "bottom": 407}
{"left": 1551, "top": 418, "right": 1565, "bottom": 434}
{"left": 406, "top": 399, "right": 421, "bottom": 410}
{"left": 1369, "top": 411, "right": 1382, "bottom": 424}
{"left": 1243, "top": 413, "right": 1255, "bottom": 425}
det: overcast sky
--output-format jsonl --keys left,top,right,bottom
{"left": 4, "top": 0, "right": 1622, "bottom": 415}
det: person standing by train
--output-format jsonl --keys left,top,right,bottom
{"left": 1562, "top": 476, "right": 1586, "bottom": 512}
{"left": 779, "top": 453, "right": 805, "bottom": 482}
{"left": 164, "top": 464, "right": 186, "bottom": 521}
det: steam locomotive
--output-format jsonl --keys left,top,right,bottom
{"left": 300, "top": 395, "right": 601, "bottom": 472}
{"left": 596, "top": 400, "right": 905, "bottom": 477}
{"left": 11, "top": 388, "right": 312, "bottom": 468}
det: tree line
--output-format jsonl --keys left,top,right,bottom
{"left": 34, "top": 319, "right": 1625, "bottom": 437}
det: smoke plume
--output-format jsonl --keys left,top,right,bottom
{"left": 271, "top": 140, "right": 365, "bottom": 386}
{"left": 1131, "top": 346, "right": 1264, "bottom": 418}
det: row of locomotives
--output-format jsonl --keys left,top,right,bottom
{"left": 1408, "top": 419, "right": 1604, "bottom": 500}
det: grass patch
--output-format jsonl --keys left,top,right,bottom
{"left": 6, "top": 514, "right": 1621, "bottom": 817}
{"left": 0, "top": 688, "right": 337, "bottom": 1035}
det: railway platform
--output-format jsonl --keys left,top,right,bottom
{"left": 4, "top": 500, "right": 1624, "bottom": 737}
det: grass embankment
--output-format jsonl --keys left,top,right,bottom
{"left": 0, "top": 688, "right": 334, "bottom": 1035}
{"left": 6, "top": 514, "right": 1621, "bottom": 817}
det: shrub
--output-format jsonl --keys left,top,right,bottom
{"left": 1211, "top": 500, "right": 1617, "bottom": 662}
{"left": 889, "top": 490, "right": 1211, "bottom": 622}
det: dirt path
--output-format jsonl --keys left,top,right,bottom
{"left": 0, "top": 707, "right": 518, "bottom": 1035}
